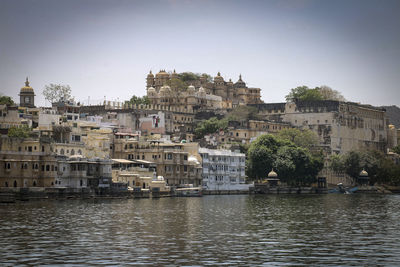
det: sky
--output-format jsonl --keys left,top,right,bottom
{"left": 1, "top": 0, "right": 400, "bottom": 107}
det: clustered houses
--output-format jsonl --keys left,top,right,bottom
{"left": 1, "top": 73, "right": 399, "bottom": 192}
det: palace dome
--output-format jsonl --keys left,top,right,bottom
{"left": 214, "top": 72, "right": 224, "bottom": 82}
{"left": 268, "top": 169, "right": 278, "bottom": 178}
{"left": 156, "top": 69, "right": 169, "bottom": 78}
{"left": 359, "top": 169, "right": 368, "bottom": 177}
{"left": 20, "top": 77, "right": 34, "bottom": 94}
{"left": 234, "top": 74, "right": 246, "bottom": 88}
{"left": 147, "top": 70, "right": 154, "bottom": 78}
{"left": 147, "top": 87, "right": 156, "bottom": 96}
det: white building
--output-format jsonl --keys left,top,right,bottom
{"left": 199, "top": 148, "right": 248, "bottom": 191}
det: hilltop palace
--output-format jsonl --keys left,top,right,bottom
{"left": 146, "top": 70, "right": 263, "bottom": 111}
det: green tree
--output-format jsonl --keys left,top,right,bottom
{"left": 286, "top": 85, "right": 346, "bottom": 102}
{"left": 126, "top": 95, "right": 150, "bottom": 105}
{"left": 247, "top": 134, "right": 323, "bottom": 185}
{"left": 392, "top": 144, "right": 400, "bottom": 154}
{"left": 0, "top": 94, "right": 15, "bottom": 106}
{"left": 277, "top": 128, "right": 319, "bottom": 150}
{"left": 166, "top": 78, "right": 187, "bottom": 92}
{"left": 43, "top": 84, "right": 72, "bottom": 104}
{"left": 179, "top": 72, "right": 200, "bottom": 83}
{"left": 194, "top": 117, "right": 228, "bottom": 138}
{"left": 285, "top": 86, "right": 314, "bottom": 102}
{"left": 8, "top": 125, "right": 32, "bottom": 138}
{"left": 329, "top": 154, "right": 345, "bottom": 173}
{"left": 226, "top": 105, "right": 259, "bottom": 121}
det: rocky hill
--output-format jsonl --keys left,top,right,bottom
{"left": 382, "top": 105, "right": 400, "bottom": 128}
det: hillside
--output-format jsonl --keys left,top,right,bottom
{"left": 382, "top": 105, "right": 400, "bottom": 128}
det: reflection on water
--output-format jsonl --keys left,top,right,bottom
{"left": 1, "top": 195, "right": 400, "bottom": 265}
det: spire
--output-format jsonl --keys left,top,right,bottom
{"left": 239, "top": 74, "right": 242, "bottom": 81}
{"left": 173, "top": 69, "right": 176, "bottom": 73}
{"left": 149, "top": 70, "right": 152, "bottom": 74}
{"left": 25, "top": 77, "right": 30, "bottom": 87}
{"left": 217, "top": 71, "right": 221, "bottom": 76}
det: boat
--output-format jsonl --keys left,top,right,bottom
{"left": 328, "top": 183, "right": 358, "bottom": 194}
{"left": 175, "top": 187, "right": 202, "bottom": 197}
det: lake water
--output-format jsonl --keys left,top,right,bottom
{"left": 1, "top": 194, "right": 400, "bottom": 266}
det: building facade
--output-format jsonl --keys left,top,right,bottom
{"left": 199, "top": 148, "right": 248, "bottom": 191}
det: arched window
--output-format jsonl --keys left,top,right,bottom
{"left": 78, "top": 149, "right": 82, "bottom": 155}
{"left": 71, "top": 149, "right": 75, "bottom": 155}
{"left": 80, "top": 180, "right": 83, "bottom": 187}
{"left": 13, "top": 180, "right": 17, "bottom": 187}
{"left": 33, "top": 181, "right": 37, "bottom": 187}
{"left": 5, "top": 182, "right": 8, "bottom": 187}
{"left": 60, "top": 149, "right": 64, "bottom": 155}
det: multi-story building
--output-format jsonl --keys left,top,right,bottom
{"left": 112, "top": 134, "right": 202, "bottom": 187}
{"left": 0, "top": 136, "right": 56, "bottom": 188}
{"left": 55, "top": 155, "right": 112, "bottom": 189}
{"left": 199, "top": 148, "right": 248, "bottom": 191}
{"left": 251, "top": 100, "right": 391, "bottom": 154}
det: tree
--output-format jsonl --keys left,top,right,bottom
{"left": 286, "top": 85, "right": 346, "bottom": 102}
{"left": 8, "top": 125, "right": 32, "bottom": 138}
{"left": 166, "top": 78, "right": 187, "bottom": 93}
{"left": 179, "top": 72, "right": 200, "bottom": 83}
{"left": 329, "top": 154, "right": 345, "bottom": 173}
{"left": 247, "top": 134, "right": 323, "bottom": 185}
{"left": 285, "top": 86, "right": 315, "bottom": 102}
{"left": 126, "top": 95, "right": 150, "bottom": 105}
{"left": 194, "top": 117, "right": 228, "bottom": 138}
{"left": 0, "top": 94, "right": 15, "bottom": 106}
{"left": 43, "top": 84, "right": 72, "bottom": 104}
{"left": 392, "top": 144, "right": 400, "bottom": 154}
{"left": 226, "top": 105, "right": 259, "bottom": 121}
{"left": 277, "top": 128, "right": 319, "bottom": 150}
{"left": 317, "top": 85, "right": 346, "bottom": 101}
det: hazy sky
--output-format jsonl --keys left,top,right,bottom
{"left": 1, "top": 0, "right": 400, "bottom": 107}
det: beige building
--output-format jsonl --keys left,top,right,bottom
{"left": 0, "top": 136, "right": 56, "bottom": 188}
{"left": 112, "top": 134, "right": 202, "bottom": 187}
{"left": 146, "top": 70, "right": 262, "bottom": 108}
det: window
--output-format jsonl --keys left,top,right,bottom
{"left": 167, "top": 154, "right": 172, "bottom": 160}
{"left": 184, "top": 155, "right": 188, "bottom": 160}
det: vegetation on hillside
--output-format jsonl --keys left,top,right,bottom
{"left": 194, "top": 106, "right": 261, "bottom": 139}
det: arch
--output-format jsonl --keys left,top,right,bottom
{"left": 13, "top": 180, "right": 17, "bottom": 187}
{"left": 5, "top": 181, "right": 8, "bottom": 187}
{"left": 71, "top": 149, "right": 75, "bottom": 155}
{"left": 60, "top": 148, "right": 65, "bottom": 155}
{"left": 78, "top": 149, "right": 82, "bottom": 155}
{"left": 33, "top": 181, "right": 37, "bottom": 187}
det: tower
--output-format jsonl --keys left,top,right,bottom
{"left": 19, "top": 77, "right": 35, "bottom": 108}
